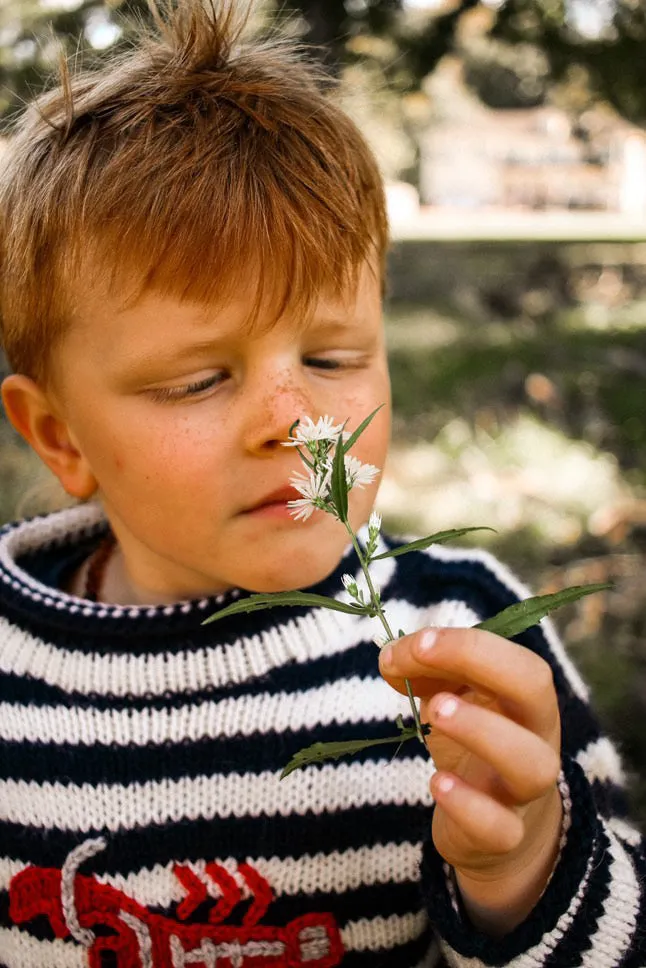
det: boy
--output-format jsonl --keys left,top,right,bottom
{"left": 0, "top": 2, "right": 643, "bottom": 966}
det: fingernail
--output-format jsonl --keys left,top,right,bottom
{"left": 436, "top": 775, "right": 455, "bottom": 795}
{"left": 436, "top": 696, "right": 459, "bottom": 719}
{"left": 380, "top": 644, "right": 394, "bottom": 669}
{"left": 418, "top": 628, "right": 437, "bottom": 655}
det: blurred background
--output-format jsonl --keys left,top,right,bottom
{"left": 1, "top": 0, "right": 645, "bottom": 827}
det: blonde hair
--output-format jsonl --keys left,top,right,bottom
{"left": 0, "top": 0, "right": 388, "bottom": 386}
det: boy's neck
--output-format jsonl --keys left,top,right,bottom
{"left": 67, "top": 541, "right": 197, "bottom": 606}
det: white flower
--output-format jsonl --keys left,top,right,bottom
{"left": 344, "top": 455, "right": 380, "bottom": 490}
{"left": 287, "top": 499, "right": 316, "bottom": 522}
{"left": 283, "top": 415, "right": 344, "bottom": 447}
{"left": 341, "top": 573, "right": 357, "bottom": 592}
{"left": 287, "top": 470, "right": 331, "bottom": 521}
{"left": 289, "top": 470, "right": 331, "bottom": 500}
{"left": 368, "top": 511, "right": 382, "bottom": 534}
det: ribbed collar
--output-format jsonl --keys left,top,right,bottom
{"left": 0, "top": 504, "right": 367, "bottom": 637}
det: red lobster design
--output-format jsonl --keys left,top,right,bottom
{"left": 9, "top": 838, "right": 344, "bottom": 967}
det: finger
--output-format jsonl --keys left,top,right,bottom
{"left": 431, "top": 771, "right": 525, "bottom": 860}
{"left": 426, "top": 692, "right": 561, "bottom": 804}
{"left": 379, "top": 627, "right": 558, "bottom": 736}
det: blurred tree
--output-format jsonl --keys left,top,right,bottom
{"left": 1, "top": 0, "right": 645, "bottom": 127}
{"left": 492, "top": 0, "right": 646, "bottom": 125}
{"left": 0, "top": 0, "right": 153, "bottom": 120}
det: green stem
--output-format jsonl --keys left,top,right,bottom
{"left": 345, "top": 523, "right": 427, "bottom": 747}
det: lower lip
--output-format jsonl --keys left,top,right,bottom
{"left": 245, "top": 501, "right": 296, "bottom": 520}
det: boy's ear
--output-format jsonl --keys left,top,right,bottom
{"left": 1, "top": 374, "right": 98, "bottom": 500}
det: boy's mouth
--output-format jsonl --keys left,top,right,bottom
{"left": 243, "top": 486, "right": 303, "bottom": 515}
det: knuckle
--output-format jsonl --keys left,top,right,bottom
{"left": 516, "top": 749, "right": 560, "bottom": 803}
{"left": 530, "top": 658, "right": 555, "bottom": 699}
{"left": 462, "top": 805, "right": 525, "bottom": 856}
{"left": 490, "top": 816, "right": 524, "bottom": 855}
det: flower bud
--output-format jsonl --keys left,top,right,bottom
{"left": 341, "top": 574, "right": 359, "bottom": 599}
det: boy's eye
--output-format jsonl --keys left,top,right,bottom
{"left": 304, "top": 357, "right": 343, "bottom": 370}
{"left": 148, "top": 373, "right": 226, "bottom": 402}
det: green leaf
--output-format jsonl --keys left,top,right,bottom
{"left": 281, "top": 726, "right": 420, "bottom": 778}
{"left": 476, "top": 583, "right": 612, "bottom": 638}
{"left": 203, "top": 591, "right": 375, "bottom": 625}
{"left": 330, "top": 430, "right": 349, "bottom": 523}
{"left": 342, "top": 404, "right": 385, "bottom": 454}
{"left": 372, "top": 527, "right": 496, "bottom": 561}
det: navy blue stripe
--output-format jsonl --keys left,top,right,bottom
{"left": 0, "top": 717, "right": 423, "bottom": 785}
{"left": 589, "top": 776, "right": 632, "bottom": 821}
{"left": 560, "top": 694, "right": 604, "bottom": 763}
{"left": 0, "top": 801, "right": 430, "bottom": 869}
{"left": 0, "top": 530, "right": 366, "bottom": 653}
{"left": 0, "top": 538, "right": 525, "bottom": 658}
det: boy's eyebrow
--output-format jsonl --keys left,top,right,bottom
{"left": 115, "top": 339, "right": 229, "bottom": 378}
{"left": 114, "top": 315, "right": 366, "bottom": 378}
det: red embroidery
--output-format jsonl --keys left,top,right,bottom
{"left": 9, "top": 845, "right": 345, "bottom": 968}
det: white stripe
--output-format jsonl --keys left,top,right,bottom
{"left": 0, "top": 676, "right": 411, "bottom": 746}
{"left": 341, "top": 910, "right": 427, "bottom": 952}
{"left": 0, "top": 927, "right": 85, "bottom": 968}
{"left": 576, "top": 736, "right": 626, "bottom": 786}
{"left": 579, "top": 822, "right": 641, "bottom": 968}
{"left": 0, "top": 609, "right": 349, "bottom": 696}
{"left": 0, "top": 841, "right": 424, "bottom": 907}
{"left": 0, "top": 756, "right": 434, "bottom": 831}
{"left": 0, "top": 597, "right": 472, "bottom": 699}
{"left": 424, "top": 543, "right": 591, "bottom": 702}
{"left": 608, "top": 816, "right": 643, "bottom": 848}
{"left": 0, "top": 914, "right": 430, "bottom": 966}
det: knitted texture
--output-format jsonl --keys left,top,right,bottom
{"left": 0, "top": 505, "right": 643, "bottom": 967}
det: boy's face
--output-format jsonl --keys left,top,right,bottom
{"left": 47, "top": 261, "right": 391, "bottom": 601}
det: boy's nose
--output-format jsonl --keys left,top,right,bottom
{"left": 240, "top": 374, "right": 314, "bottom": 454}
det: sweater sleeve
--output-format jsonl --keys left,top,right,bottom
{"left": 417, "top": 551, "right": 646, "bottom": 967}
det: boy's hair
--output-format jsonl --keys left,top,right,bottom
{"left": 0, "top": 0, "right": 388, "bottom": 387}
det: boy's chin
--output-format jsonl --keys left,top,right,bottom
{"left": 238, "top": 554, "right": 344, "bottom": 595}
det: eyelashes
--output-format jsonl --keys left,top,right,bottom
{"left": 148, "top": 373, "right": 225, "bottom": 402}
{"left": 149, "top": 357, "right": 354, "bottom": 403}
{"left": 302, "top": 357, "right": 343, "bottom": 371}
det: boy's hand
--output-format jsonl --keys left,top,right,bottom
{"left": 379, "top": 627, "right": 563, "bottom": 937}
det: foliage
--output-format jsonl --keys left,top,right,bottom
{"left": 2, "top": 0, "right": 646, "bottom": 129}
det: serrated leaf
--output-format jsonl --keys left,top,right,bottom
{"left": 281, "top": 726, "right": 420, "bottom": 778}
{"left": 372, "top": 527, "right": 495, "bottom": 561}
{"left": 203, "top": 591, "right": 375, "bottom": 625}
{"left": 342, "top": 404, "right": 385, "bottom": 454}
{"left": 330, "top": 431, "right": 349, "bottom": 523}
{"left": 476, "top": 583, "right": 612, "bottom": 638}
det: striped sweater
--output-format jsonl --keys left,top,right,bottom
{"left": 0, "top": 504, "right": 643, "bottom": 968}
